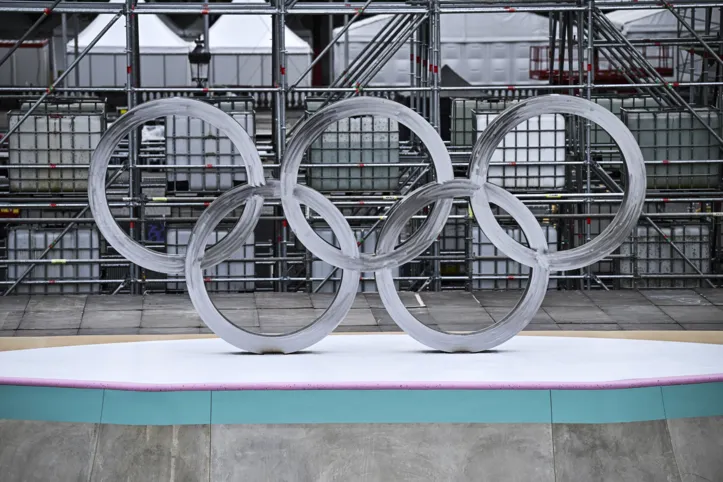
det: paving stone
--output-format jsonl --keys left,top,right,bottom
{"left": 209, "top": 293, "right": 256, "bottom": 310}
{"left": 583, "top": 290, "right": 652, "bottom": 306}
{"left": 667, "top": 416, "right": 723, "bottom": 482}
{"left": 430, "top": 307, "right": 495, "bottom": 326}
{"left": 141, "top": 310, "right": 202, "bottom": 328}
{"left": 523, "top": 324, "right": 561, "bottom": 331}
{"left": 26, "top": 295, "right": 86, "bottom": 312}
{"left": 658, "top": 305, "right": 723, "bottom": 324}
{"left": 211, "top": 424, "right": 554, "bottom": 482}
{"left": 379, "top": 325, "right": 405, "bottom": 332}
{"left": 619, "top": 323, "right": 684, "bottom": 330}
{"left": 372, "top": 307, "right": 436, "bottom": 326}
{"left": 543, "top": 306, "right": 616, "bottom": 324}
{"left": 553, "top": 421, "right": 680, "bottom": 482}
{"left": 486, "top": 307, "right": 555, "bottom": 324}
{"left": 138, "top": 327, "right": 202, "bottom": 335}
{"left": 695, "top": 288, "right": 723, "bottom": 305}
{"left": 258, "top": 308, "right": 324, "bottom": 328}
{"left": 600, "top": 305, "right": 676, "bottom": 324}
{"left": 91, "top": 425, "right": 210, "bottom": 482}
{"left": 218, "top": 309, "right": 260, "bottom": 327}
{"left": 641, "top": 289, "right": 711, "bottom": 306}
{"left": 420, "top": 291, "right": 481, "bottom": 308}
{"left": 365, "top": 292, "right": 419, "bottom": 309}
{"left": 80, "top": 310, "right": 142, "bottom": 329}
{"left": 680, "top": 323, "right": 723, "bottom": 330}
{"left": 0, "top": 330, "right": 16, "bottom": 337}
{"left": 472, "top": 290, "right": 527, "bottom": 307}
{"left": 0, "top": 420, "right": 98, "bottom": 482}
{"left": 0, "top": 296, "right": 29, "bottom": 311}
{"left": 77, "top": 328, "right": 142, "bottom": 336}
{"left": 255, "top": 292, "right": 312, "bottom": 309}
{"left": 334, "top": 325, "right": 382, "bottom": 333}
{"left": 84, "top": 294, "right": 143, "bottom": 311}
{"left": 559, "top": 324, "right": 622, "bottom": 331}
{"left": 143, "top": 294, "right": 194, "bottom": 311}
{"left": 340, "top": 308, "right": 377, "bottom": 326}
{"left": 542, "top": 290, "right": 596, "bottom": 307}
{"left": 15, "top": 329, "right": 79, "bottom": 336}
{"left": 436, "top": 322, "right": 495, "bottom": 332}
{"left": 18, "top": 311, "right": 82, "bottom": 330}
{"left": 0, "top": 311, "right": 23, "bottom": 330}
{"left": 310, "top": 294, "right": 369, "bottom": 310}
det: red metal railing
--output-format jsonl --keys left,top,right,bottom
{"left": 530, "top": 45, "right": 674, "bottom": 83}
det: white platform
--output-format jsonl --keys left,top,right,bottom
{"left": 1, "top": 335, "right": 722, "bottom": 390}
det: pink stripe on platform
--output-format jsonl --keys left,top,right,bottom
{"left": 0, "top": 373, "right": 722, "bottom": 391}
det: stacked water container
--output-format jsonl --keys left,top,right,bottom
{"left": 6, "top": 100, "right": 106, "bottom": 293}
{"left": 305, "top": 97, "right": 401, "bottom": 292}
{"left": 164, "top": 96, "right": 257, "bottom": 293}
{"left": 468, "top": 103, "right": 564, "bottom": 289}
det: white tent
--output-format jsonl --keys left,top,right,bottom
{"left": 607, "top": 8, "right": 719, "bottom": 36}
{"left": 66, "top": 0, "right": 191, "bottom": 87}
{"left": 606, "top": 8, "right": 720, "bottom": 81}
{"left": 333, "top": 13, "right": 550, "bottom": 87}
{"left": 208, "top": 0, "right": 313, "bottom": 86}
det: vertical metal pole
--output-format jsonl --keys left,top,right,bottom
{"left": 61, "top": 14, "right": 68, "bottom": 88}
{"left": 273, "top": 0, "right": 288, "bottom": 292}
{"left": 204, "top": 13, "right": 211, "bottom": 87}
{"left": 585, "top": 0, "right": 594, "bottom": 291}
{"left": 410, "top": 26, "right": 416, "bottom": 146}
{"left": 125, "top": 0, "right": 141, "bottom": 294}
{"left": 73, "top": 14, "right": 80, "bottom": 87}
{"left": 689, "top": 8, "right": 696, "bottom": 104}
{"left": 432, "top": 0, "right": 441, "bottom": 292}
{"left": 703, "top": 7, "right": 711, "bottom": 106}
{"left": 344, "top": 14, "right": 350, "bottom": 71}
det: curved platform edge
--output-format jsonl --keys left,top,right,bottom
{"left": 1, "top": 382, "right": 722, "bottom": 426}
{"left": 2, "top": 372, "right": 723, "bottom": 391}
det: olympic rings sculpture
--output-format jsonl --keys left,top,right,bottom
{"left": 88, "top": 95, "right": 646, "bottom": 354}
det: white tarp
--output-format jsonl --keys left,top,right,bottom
{"left": 606, "top": 8, "right": 720, "bottom": 80}
{"left": 333, "top": 12, "right": 550, "bottom": 86}
{"left": 209, "top": 0, "right": 311, "bottom": 54}
{"left": 65, "top": 0, "right": 191, "bottom": 87}
{"left": 68, "top": 0, "right": 189, "bottom": 54}
{"left": 607, "top": 8, "right": 719, "bottom": 36}
{"left": 209, "top": 0, "right": 312, "bottom": 86}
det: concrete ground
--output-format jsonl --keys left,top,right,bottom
{"left": 1, "top": 417, "right": 721, "bottom": 482}
{"left": 0, "top": 289, "right": 721, "bottom": 337}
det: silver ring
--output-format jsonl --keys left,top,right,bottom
{"left": 469, "top": 95, "right": 647, "bottom": 272}
{"left": 90, "top": 95, "right": 647, "bottom": 354}
{"left": 88, "top": 97, "right": 266, "bottom": 275}
{"left": 280, "top": 96, "right": 455, "bottom": 271}
{"left": 376, "top": 180, "right": 550, "bottom": 352}
{"left": 185, "top": 180, "right": 361, "bottom": 354}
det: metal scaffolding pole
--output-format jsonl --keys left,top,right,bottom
{"left": 0, "top": 0, "right": 722, "bottom": 294}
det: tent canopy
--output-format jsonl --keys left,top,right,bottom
{"left": 209, "top": 0, "right": 311, "bottom": 54}
{"left": 607, "top": 8, "right": 720, "bottom": 35}
{"left": 68, "top": 0, "right": 189, "bottom": 54}
{"left": 335, "top": 12, "right": 550, "bottom": 43}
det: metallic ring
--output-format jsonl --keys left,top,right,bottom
{"left": 88, "top": 97, "right": 266, "bottom": 275}
{"left": 185, "top": 180, "right": 361, "bottom": 354}
{"left": 376, "top": 180, "right": 550, "bottom": 352}
{"left": 469, "top": 95, "right": 647, "bottom": 272}
{"left": 280, "top": 96, "right": 455, "bottom": 271}
{"left": 90, "top": 95, "right": 647, "bottom": 354}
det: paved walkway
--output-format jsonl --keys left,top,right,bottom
{"left": 0, "top": 289, "right": 721, "bottom": 337}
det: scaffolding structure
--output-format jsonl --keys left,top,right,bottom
{"left": 0, "top": 0, "right": 722, "bottom": 296}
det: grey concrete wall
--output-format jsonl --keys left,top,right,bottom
{"left": 0, "top": 418, "right": 721, "bottom": 482}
